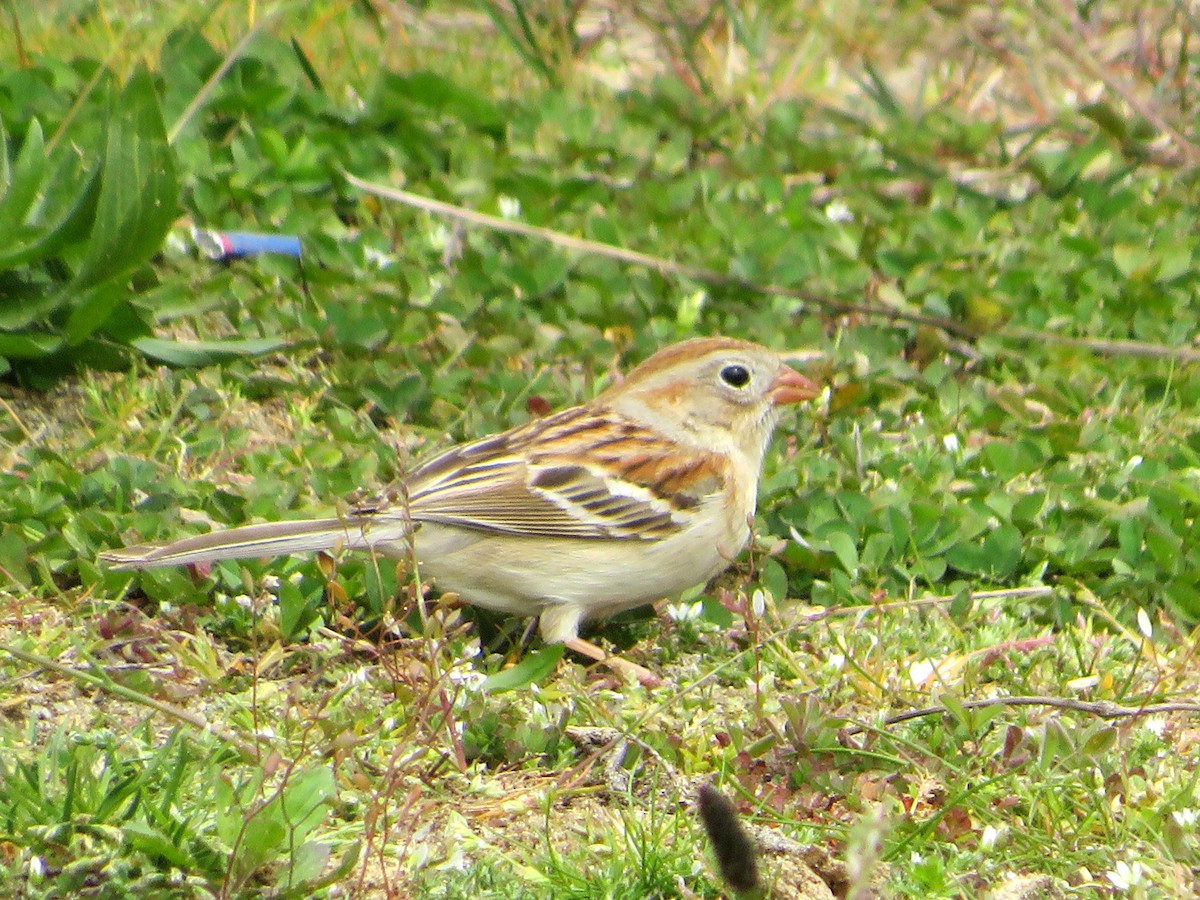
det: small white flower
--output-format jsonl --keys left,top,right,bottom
{"left": 233, "top": 594, "right": 253, "bottom": 611}
{"left": 1126, "top": 455, "right": 1144, "bottom": 470}
{"left": 364, "top": 245, "right": 396, "bottom": 269}
{"left": 261, "top": 574, "right": 281, "bottom": 591}
{"left": 1142, "top": 716, "right": 1166, "bottom": 738}
{"left": 827, "top": 652, "right": 846, "bottom": 670}
{"left": 1107, "top": 860, "right": 1146, "bottom": 891}
{"left": 980, "top": 824, "right": 1004, "bottom": 849}
{"left": 666, "top": 600, "right": 704, "bottom": 622}
{"left": 941, "top": 433, "right": 961, "bottom": 454}
{"left": 427, "top": 223, "right": 451, "bottom": 252}
{"left": 1137, "top": 607, "right": 1153, "bottom": 639}
{"left": 497, "top": 195, "right": 521, "bottom": 219}
{"left": 447, "top": 667, "right": 487, "bottom": 690}
{"left": 824, "top": 200, "right": 853, "bottom": 223}
{"left": 1066, "top": 674, "right": 1099, "bottom": 692}
{"left": 751, "top": 589, "right": 767, "bottom": 617}
{"left": 908, "top": 659, "right": 935, "bottom": 686}
{"left": 29, "top": 856, "right": 45, "bottom": 879}
{"left": 1172, "top": 808, "right": 1199, "bottom": 827}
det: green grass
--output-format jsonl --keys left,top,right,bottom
{"left": 4, "top": 1, "right": 1200, "bottom": 897}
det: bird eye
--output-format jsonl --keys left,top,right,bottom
{"left": 720, "top": 364, "right": 751, "bottom": 389}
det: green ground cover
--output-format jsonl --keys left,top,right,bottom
{"left": 3, "top": 3, "right": 1200, "bottom": 896}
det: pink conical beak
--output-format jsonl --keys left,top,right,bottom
{"left": 769, "top": 365, "right": 820, "bottom": 405}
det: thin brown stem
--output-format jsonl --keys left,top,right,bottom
{"left": 846, "top": 693, "right": 1200, "bottom": 735}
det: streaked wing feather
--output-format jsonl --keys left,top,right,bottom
{"left": 402, "top": 406, "right": 726, "bottom": 540}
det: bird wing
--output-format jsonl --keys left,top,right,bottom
{"left": 395, "top": 406, "right": 728, "bottom": 541}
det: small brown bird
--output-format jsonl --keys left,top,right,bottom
{"left": 102, "top": 337, "right": 818, "bottom": 677}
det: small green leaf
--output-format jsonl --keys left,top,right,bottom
{"left": 1039, "top": 718, "right": 1073, "bottom": 767}
{"left": 122, "top": 822, "right": 195, "bottom": 869}
{"left": 71, "top": 66, "right": 179, "bottom": 294}
{"left": 280, "top": 766, "right": 336, "bottom": 840}
{"left": 1080, "top": 725, "right": 1117, "bottom": 760}
{"left": 947, "top": 524, "right": 1022, "bottom": 579}
{"left": 702, "top": 595, "right": 734, "bottom": 629}
{"left": 948, "top": 586, "right": 973, "bottom": 621}
{"left": 1080, "top": 101, "right": 1128, "bottom": 141}
{"left": 760, "top": 557, "right": 788, "bottom": 604}
{"left": 288, "top": 840, "right": 332, "bottom": 887}
{"left": 0, "top": 331, "right": 65, "bottom": 359}
{"left": 64, "top": 282, "right": 127, "bottom": 345}
{"left": 0, "top": 119, "right": 47, "bottom": 233}
{"left": 483, "top": 644, "right": 564, "bottom": 693}
{"left": 940, "top": 693, "right": 968, "bottom": 729}
{"left": 826, "top": 531, "right": 859, "bottom": 575}
{"left": 0, "top": 166, "right": 102, "bottom": 270}
{"left": 1112, "top": 243, "right": 1150, "bottom": 280}
{"left": 131, "top": 336, "right": 289, "bottom": 366}
{"left": 0, "top": 528, "right": 31, "bottom": 587}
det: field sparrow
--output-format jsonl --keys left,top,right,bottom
{"left": 102, "top": 337, "right": 818, "bottom": 676}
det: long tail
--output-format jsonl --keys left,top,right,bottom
{"left": 99, "top": 515, "right": 412, "bottom": 570}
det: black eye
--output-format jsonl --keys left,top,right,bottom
{"left": 720, "top": 364, "right": 751, "bottom": 388}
